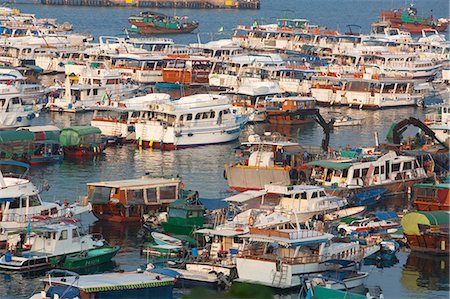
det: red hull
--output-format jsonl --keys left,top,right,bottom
{"left": 129, "top": 20, "right": 199, "bottom": 34}
{"left": 405, "top": 233, "right": 449, "bottom": 254}
{"left": 380, "top": 11, "right": 449, "bottom": 33}
{"left": 93, "top": 212, "right": 141, "bottom": 223}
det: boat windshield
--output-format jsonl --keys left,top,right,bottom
{"left": 0, "top": 160, "right": 30, "bottom": 178}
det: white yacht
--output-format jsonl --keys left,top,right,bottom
{"left": 0, "top": 84, "right": 40, "bottom": 129}
{"left": 134, "top": 93, "right": 248, "bottom": 149}
{"left": 0, "top": 161, "right": 94, "bottom": 231}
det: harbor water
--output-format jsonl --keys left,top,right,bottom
{"left": 0, "top": 0, "right": 449, "bottom": 298}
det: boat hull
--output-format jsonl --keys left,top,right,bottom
{"left": 51, "top": 246, "right": 120, "bottom": 270}
{"left": 405, "top": 233, "right": 449, "bottom": 255}
{"left": 129, "top": 21, "right": 199, "bottom": 34}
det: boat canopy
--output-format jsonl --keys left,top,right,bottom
{"left": 401, "top": 211, "right": 450, "bottom": 235}
{"left": 413, "top": 183, "right": 449, "bottom": 190}
{"left": 59, "top": 126, "right": 101, "bottom": 147}
{"left": 18, "top": 125, "right": 61, "bottom": 141}
{"left": 307, "top": 161, "right": 353, "bottom": 170}
{"left": 224, "top": 190, "right": 267, "bottom": 203}
{"left": 195, "top": 228, "right": 245, "bottom": 237}
{"left": 0, "top": 130, "right": 34, "bottom": 142}
{"left": 366, "top": 211, "right": 398, "bottom": 220}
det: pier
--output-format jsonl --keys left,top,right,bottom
{"left": 40, "top": 0, "right": 260, "bottom": 9}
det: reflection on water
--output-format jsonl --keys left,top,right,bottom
{"left": 401, "top": 251, "right": 449, "bottom": 293}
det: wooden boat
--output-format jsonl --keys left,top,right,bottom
{"left": 266, "top": 97, "right": 318, "bottom": 125}
{"left": 30, "top": 269, "right": 176, "bottom": 299}
{"left": 59, "top": 126, "right": 105, "bottom": 157}
{"left": 412, "top": 183, "right": 450, "bottom": 211}
{"left": 379, "top": 4, "right": 449, "bottom": 33}
{"left": 50, "top": 245, "right": 120, "bottom": 270}
{"left": 128, "top": 11, "right": 199, "bottom": 35}
{"left": 151, "top": 232, "right": 183, "bottom": 247}
{"left": 401, "top": 211, "right": 449, "bottom": 255}
{"left": 87, "top": 176, "right": 195, "bottom": 222}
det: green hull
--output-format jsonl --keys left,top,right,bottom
{"left": 161, "top": 222, "right": 200, "bottom": 236}
{"left": 51, "top": 246, "right": 120, "bottom": 270}
{"left": 310, "top": 286, "right": 366, "bottom": 299}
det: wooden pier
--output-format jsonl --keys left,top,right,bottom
{"left": 40, "top": 0, "right": 260, "bottom": 9}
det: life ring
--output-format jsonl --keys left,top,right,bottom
{"left": 248, "top": 216, "right": 255, "bottom": 226}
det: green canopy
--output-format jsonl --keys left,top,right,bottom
{"left": 307, "top": 160, "right": 353, "bottom": 170}
{"left": 59, "top": 126, "right": 101, "bottom": 147}
{"left": 401, "top": 211, "right": 450, "bottom": 235}
{"left": 0, "top": 130, "right": 35, "bottom": 142}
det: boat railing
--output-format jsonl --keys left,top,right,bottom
{"left": 248, "top": 227, "right": 324, "bottom": 240}
{"left": 2, "top": 207, "right": 75, "bottom": 224}
{"left": 239, "top": 250, "right": 321, "bottom": 265}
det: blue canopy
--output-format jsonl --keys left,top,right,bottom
{"left": 0, "top": 160, "right": 30, "bottom": 169}
{"left": 368, "top": 211, "right": 398, "bottom": 220}
{"left": 199, "top": 198, "right": 228, "bottom": 210}
{"left": 149, "top": 267, "right": 181, "bottom": 278}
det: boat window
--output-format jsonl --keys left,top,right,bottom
{"left": 188, "top": 211, "right": 200, "bottom": 218}
{"left": 11, "top": 97, "right": 21, "bottom": 105}
{"left": 362, "top": 168, "right": 369, "bottom": 177}
{"left": 29, "top": 195, "right": 41, "bottom": 207}
{"left": 51, "top": 207, "right": 58, "bottom": 215}
{"left": 403, "top": 161, "right": 412, "bottom": 170}
{"left": 146, "top": 187, "right": 157, "bottom": 203}
{"left": 319, "top": 191, "right": 326, "bottom": 197}
{"left": 127, "top": 189, "right": 145, "bottom": 204}
{"left": 0, "top": 99, "right": 5, "bottom": 108}
{"left": 223, "top": 109, "right": 229, "bottom": 114}
{"left": 88, "top": 186, "right": 112, "bottom": 204}
{"left": 392, "top": 163, "right": 400, "bottom": 172}
{"left": 354, "top": 169, "right": 360, "bottom": 178}
{"left": 301, "top": 192, "right": 307, "bottom": 199}
{"left": 195, "top": 113, "right": 201, "bottom": 120}
{"left": 72, "top": 228, "right": 79, "bottom": 238}
{"left": 311, "top": 192, "right": 318, "bottom": 198}
{"left": 159, "top": 185, "right": 177, "bottom": 200}
{"left": 41, "top": 209, "right": 50, "bottom": 216}
{"left": 179, "top": 115, "right": 184, "bottom": 122}
{"left": 93, "top": 89, "right": 98, "bottom": 96}
{"left": 380, "top": 166, "right": 385, "bottom": 174}
{"left": 21, "top": 197, "right": 27, "bottom": 208}
{"left": 59, "top": 230, "right": 68, "bottom": 240}
{"left": 210, "top": 111, "right": 215, "bottom": 118}
{"left": 342, "top": 169, "right": 348, "bottom": 178}
{"left": 9, "top": 198, "right": 21, "bottom": 209}
{"left": 202, "top": 112, "right": 209, "bottom": 119}
{"left": 233, "top": 236, "right": 244, "bottom": 244}
{"left": 374, "top": 167, "right": 380, "bottom": 175}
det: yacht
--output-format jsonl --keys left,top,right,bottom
{"left": 134, "top": 93, "right": 248, "bottom": 149}
{"left": 0, "top": 84, "right": 40, "bottom": 129}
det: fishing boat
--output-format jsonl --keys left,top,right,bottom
{"left": 87, "top": 176, "right": 195, "bottom": 222}
{"left": 59, "top": 126, "right": 105, "bottom": 157}
{"left": 329, "top": 112, "right": 364, "bottom": 127}
{"left": 17, "top": 126, "right": 63, "bottom": 165}
{"left": 0, "top": 223, "right": 104, "bottom": 271}
{"left": 412, "top": 183, "right": 449, "bottom": 211}
{"left": 337, "top": 217, "right": 400, "bottom": 235}
{"left": 266, "top": 96, "right": 318, "bottom": 125}
{"left": 50, "top": 245, "right": 120, "bottom": 270}
{"left": 161, "top": 198, "right": 208, "bottom": 236}
{"left": 365, "top": 240, "right": 399, "bottom": 263}
{"left": 379, "top": 4, "right": 449, "bottom": 33}
{"left": 351, "top": 187, "right": 388, "bottom": 206}
{"left": 401, "top": 210, "right": 449, "bottom": 255}
{"left": 0, "top": 161, "right": 93, "bottom": 232}
{"left": 128, "top": 11, "right": 199, "bottom": 35}
{"left": 30, "top": 269, "right": 176, "bottom": 299}
{"left": 134, "top": 94, "right": 248, "bottom": 150}
{"left": 151, "top": 232, "right": 183, "bottom": 247}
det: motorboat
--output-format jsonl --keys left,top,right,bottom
{"left": 329, "top": 112, "right": 364, "bottom": 127}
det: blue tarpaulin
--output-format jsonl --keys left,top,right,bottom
{"left": 368, "top": 211, "right": 398, "bottom": 220}
{"left": 199, "top": 198, "right": 228, "bottom": 210}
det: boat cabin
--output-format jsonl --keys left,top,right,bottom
{"left": 412, "top": 183, "right": 449, "bottom": 211}
{"left": 88, "top": 176, "right": 183, "bottom": 222}
{"left": 31, "top": 223, "right": 85, "bottom": 255}
{"left": 161, "top": 197, "right": 205, "bottom": 236}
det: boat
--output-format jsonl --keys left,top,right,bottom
{"left": 151, "top": 232, "right": 183, "bottom": 247}
{"left": 50, "top": 245, "right": 120, "bottom": 270}
{"left": 324, "top": 206, "right": 366, "bottom": 221}
{"left": 0, "top": 160, "right": 93, "bottom": 231}
{"left": 128, "top": 11, "right": 199, "bottom": 35}
{"left": 412, "top": 183, "right": 449, "bottom": 211}
{"left": 305, "top": 260, "right": 369, "bottom": 290}
{"left": 0, "top": 84, "right": 40, "bottom": 129}
{"left": 17, "top": 126, "right": 63, "bottom": 165}
{"left": 134, "top": 94, "right": 248, "bottom": 150}
{"left": 337, "top": 217, "right": 400, "bottom": 235}
{"left": 308, "top": 150, "right": 430, "bottom": 196}
{"left": 379, "top": 4, "right": 449, "bottom": 33}
{"left": 161, "top": 55, "right": 214, "bottom": 86}
{"left": 0, "top": 222, "right": 104, "bottom": 271}
{"left": 365, "top": 240, "right": 399, "bottom": 263}
{"left": 401, "top": 210, "right": 449, "bottom": 255}
{"left": 329, "top": 112, "right": 364, "bottom": 127}
{"left": 161, "top": 198, "right": 209, "bottom": 236}
{"left": 59, "top": 126, "right": 105, "bottom": 157}
{"left": 87, "top": 175, "right": 196, "bottom": 222}
{"left": 142, "top": 243, "right": 182, "bottom": 257}
{"left": 266, "top": 96, "right": 318, "bottom": 125}
{"left": 30, "top": 268, "right": 176, "bottom": 299}
{"left": 234, "top": 227, "right": 379, "bottom": 288}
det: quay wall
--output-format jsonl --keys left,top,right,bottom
{"left": 40, "top": 0, "right": 260, "bottom": 9}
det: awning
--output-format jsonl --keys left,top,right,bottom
{"left": 224, "top": 190, "right": 267, "bottom": 203}
{"left": 195, "top": 228, "right": 245, "bottom": 237}
{"left": 307, "top": 161, "right": 353, "bottom": 170}
{"left": 401, "top": 211, "right": 450, "bottom": 235}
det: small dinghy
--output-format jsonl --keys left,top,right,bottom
{"left": 329, "top": 112, "right": 364, "bottom": 127}
{"left": 324, "top": 206, "right": 367, "bottom": 221}
{"left": 151, "top": 232, "right": 183, "bottom": 247}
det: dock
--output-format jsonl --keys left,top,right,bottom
{"left": 40, "top": 0, "right": 260, "bottom": 9}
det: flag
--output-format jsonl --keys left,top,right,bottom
{"left": 252, "top": 21, "right": 258, "bottom": 28}
{"left": 218, "top": 26, "right": 224, "bottom": 33}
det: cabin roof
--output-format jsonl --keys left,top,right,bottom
{"left": 87, "top": 177, "right": 180, "bottom": 188}
{"left": 307, "top": 160, "right": 353, "bottom": 170}
{"left": 265, "top": 184, "right": 324, "bottom": 195}
{"left": 195, "top": 228, "right": 246, "bottom": 237}
{"left": 242, "top": 228, "right": 334, "bottom": 247}
{"left": 224, "top": 190, "right": 267, "bottom": 203}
